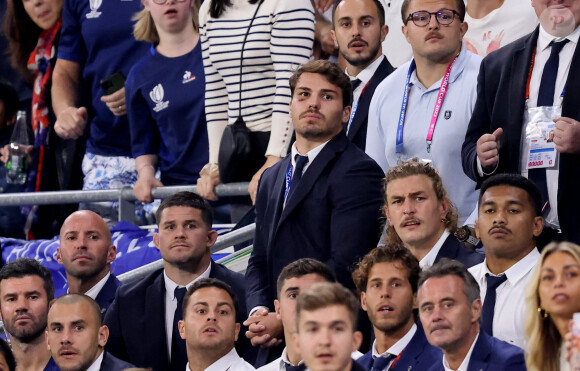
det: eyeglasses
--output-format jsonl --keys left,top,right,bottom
{"left": 405, "top": 9, "right": 460, "bottom": 27}
{"left": 151, "top": 0, "right": 186, "bottom": 5}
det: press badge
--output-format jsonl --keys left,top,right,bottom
{"left": 524, "top": 106, "right": 561, "bottom": 170}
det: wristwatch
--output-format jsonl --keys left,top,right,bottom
{"left": 455, "top": 226, "right": 480, "bottom": 246}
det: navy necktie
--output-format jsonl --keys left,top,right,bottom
{"left": 371, "top": 353, "right": 396, "bottom": 371}
{"left": 285, "top": 363, "right": 306, "bottom": 371}
{"left": 286, "top": 155, "right": 308, "bottom": 202}
{"left": 170, "top": 286, "right": 187, "bottom": 370}
{"left": 350, "top": 78, "right": 362, "bottom": 106}
{"left": 530, "top": 39, "right": 569, "bottom": 212}
{"left": 481, "top": 274, "right": 507, "bottom": 336}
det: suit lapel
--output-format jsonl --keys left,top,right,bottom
{"left": 145, "top": 274, "right": 169, "bottom": 368}
{"left": 267, "top": 155, "right": 292, "bottom": 250}
{"left": 467, "top": 333, "right": 492, "bottom": 371}
{"left": 434, "top": 235, "right": 458, "bottom": 263}
{"left": 94, "top": 274, "right": 120, "bottom": 316}
{"left": 506, "top": 28, "right": 539, "bottom": 172}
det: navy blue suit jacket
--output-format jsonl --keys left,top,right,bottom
{"left": 462, "top": 27, "right": 580, "bottom": 244}
{"left": 94, "top": 273, "right": 122, "bottom": 318}
{"left": 245, "top": 132, "right": 384, "bottom": 311}
{"left": 434, "top": 235, "right": 484, "bottom": 268}
{"left": 103, "top": 260, "right": 253, "bottom": 370}
{"left": 427, "top": 331, "right": 526, "bottom": 371}
{"left": 347, "top": 57, "right": 394, "bottom": 151}
{"left": 100, "top": 351, "right": 135, "bottom": 371}
{"left": 357, "top": 323, "right": 442, "bottom": 371}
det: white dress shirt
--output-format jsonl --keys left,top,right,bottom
{"left": 186, "top": 348, "right": 256, "bottom": 371}
{"left": 165, "top": 264, "right": 211, "bottom": 357}
{"left": 442, "top": 332, "right": 479, "bottom": 371}
{"left": 84, "top": 272, "right": 111, "bottom": 300}
{"left": 86, "top": 351, "right": 104, "bottom": 371}
{"left": 258, "top": 347, "right": 304, "bottom": 371}
{"left": 290, "top": 140, "right": 329, "bottom": 177}
{"left": 371, "top": 323, "right": 417, "bottom": 370}
{"left": 420, "top": 230, "right": 450, "bottom": 269}
{"left": 468, "top": 248, "right": 540, "bottom": 350}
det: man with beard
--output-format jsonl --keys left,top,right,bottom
{"left": 330, "top": 0, "right": 394, "bottom": 150}
{"left": 0, "top": 258, "right": 59, "bottom": 371}
{"left": 244, "top": 60, "right": 383, "bottom": 353}
{"left": 58, "top": 210, "right": 121, "bottom": 317}
{"left": 353, "top": 244, "right": 441, "bottom": 370}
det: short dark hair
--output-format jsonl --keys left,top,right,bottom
{"left": 479, "top": 173, "right": 542, "bottom": 216}
{"left": 296, "top": 282, "right": 360, "bottom": 330}
{"left": 289, "top": 60, "right": 352, "bottom": 108}
{"left": 333, "top": 0, "right": 386, "bottom": 27}
{"left": 0, "top": 80, "right": 19, "bottom": 124}
{"left": 182, "top": 278, "right": 238, "bottom": 316}
{"left": 352, "top": 244, "right": 421, "bottom": 294}
{"left": 0, "top": 258, "right": 55, "bottom": 301}
{"left": 156, "top": 191, "right": 214, "bottom": 227}
{"left": 50, "top": 294, "right": 103, "bottom": 327}
{"left": 276, "top": 258, "right": 336, "bottom": 298}
{"left": 418, "top": 258, "right": 479, "bottom": 305}
{"left": 401, "top": 0, "right": 466, "bottom": 24}
{"left": 0, "top": 338, "right": 16, "bottom": 371}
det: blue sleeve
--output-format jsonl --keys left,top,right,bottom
{"left": 57, "top": 0, "right": 86, "bottom": 62}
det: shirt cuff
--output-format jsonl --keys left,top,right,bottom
{"left": 249, "top": 306, "right": 270, "bottom": 316}
{"left": 476, "top": 156, "right": 498, "bottom": 177}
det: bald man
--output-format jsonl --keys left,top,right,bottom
{"left": 46, "top": 294, "right": 134, "bottom": 371}
{"left": 58, "top": 211, "right": 122, "bottom": 317}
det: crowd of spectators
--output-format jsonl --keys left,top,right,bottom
{"left": 1, "top": 0, "right": 580, "bottom": 369}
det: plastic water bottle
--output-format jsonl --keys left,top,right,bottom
{"left": 6, "top": 111, "right": 29, "bottom": 185}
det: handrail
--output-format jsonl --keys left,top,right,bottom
{"left": 118, "top": 223, "right": 256, "bottom": 284}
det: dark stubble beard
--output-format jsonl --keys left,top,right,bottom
{"left": 342, "top": 41, "right": 382, "bottom": 69}
{"left": 5, "top": 311, "right": 47, "bottom": 344}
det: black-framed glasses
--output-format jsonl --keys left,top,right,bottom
{"left": 151, "top": 0, "right": 186, "bottom": 4}
{"left": 405, "top": 9, "right": 460, "bottom": 27}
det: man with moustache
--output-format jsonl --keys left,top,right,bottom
{"left": 244, "top": 60, "right": 383, "bottom": 352}
{"left": 468, "top": 174, "right": 544, "bottom": 349}
{"left": 0, "top": 258, "right": 59, "bottom": 371}
{"left": 331, "top": 0, "right": 394, "bottom": 150}
{"left": 353, "top": 245, "right": 441, "bottom": 370}
{"left": 418, "top": 259, "right": 525, "bottom": 371}
{"left": 462, "top": 0, "right": 580, "bottom": 247}
{"left": 58, "top": 210, "right": 122, "bottom": 317}
{"left": 366, "top": 0, "right": 482, "bottom": 226}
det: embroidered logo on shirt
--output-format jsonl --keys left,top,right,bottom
{"left": 86, "top": 0, "right": 102, "bottom": 19}
{"left": 444, "top": 110, "right": 452, "bottom": 120}
{"left": 182, "top": 71, "right": 196, "bottom": 84}
{"left": 150, "top": 84, "right": 170, "bottom": 112}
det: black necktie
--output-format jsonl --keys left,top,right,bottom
{"left": 371, "top": 353, "right": 396, "bottom": 370}
{"left": 350, "top": 79, "right": 362, "bottom": 105}
{"left": 170, "top": 286, "right": 187, "bottom": 370}
{"left": 286, "top": 155, "right": 308, "bottom": 202}
{"left": 481, "top": 274, "right": 507, "bottom": 336}
{"left": 529, "top": 39, "right": 569, "bottom": 212}
{"left": 285, "top": 362, "right": 306, "bottom": 371}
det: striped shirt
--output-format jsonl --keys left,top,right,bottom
{"left": 199, "top": 0, "right": 315, "bottom": 163}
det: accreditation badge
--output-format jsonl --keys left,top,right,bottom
{"left": 523, "top": 105, "right": 561, "bottom": 170}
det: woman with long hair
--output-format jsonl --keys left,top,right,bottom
{"left": 525, "top": 241, "right": 580, "bottom": 371}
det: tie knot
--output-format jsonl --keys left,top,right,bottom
{"left": 550, "top": 39, "right": 569, "bottom": 56}
{"left": 372, "top": 353, "right": 396, "bottom": 370}
{"left": 285, "top": 363, "right": 306, "bottom": 371}
{"left": 351, "top": 78, "right": 362, "bottom": 92}
{"left": 485, "top": 274, "right": 507, "bottom": 291}
{"left": 294, "top": 155, "right": 309, "bottom": 173}
{"left": 175, "top": 286, "right": 187, "bottom": 303}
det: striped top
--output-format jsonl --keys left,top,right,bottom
{"left": 199, "top": 0, "right": 315, "bottom": 163}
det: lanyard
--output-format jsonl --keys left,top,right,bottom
{"left": 346, "top": 81, "right": 370, "bottom": 134}
{"left": 396, "top": 55, "right": 458, "bottom": 154}
{"left": 525, "top": 45, "right": 566, "bottom": 101}
{"left": 284, "top": 162, "right": 293, "bottom": 202}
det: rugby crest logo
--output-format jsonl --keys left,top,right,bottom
{"left": 86, "top": 0, "right": 102, "bottom": 19}
{"left": 150, "top": 84, "right": 169, "bottom": 112}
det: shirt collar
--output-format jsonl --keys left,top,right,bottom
{"left": 204, "top": 348, "right": 239, "bottom": 371}
{"left": 281, "top": 347, "right": 304, "bottom": 367}
{"left": 290, "top": 140, "right": 330, "bottom": 169}
{"left": 410, "top": 41, "right": 469, "bottom": 92}
{"left": 164, "top": 263, "right": 212, "bottom": 300}
{"left": 372, "top": 323, "right": 417, "bottom": 359}
{"left": 420, "top": 230, "right": 450, "bottom": 269}
{"left": 442, "top": 332, "right": 479, "bottom": 371}
{"left": 84, "top": 272, "right": 111, "bottom": 300}
{"left": 538, "top": 23, "right": 580, "bottom": 51}
{"left": 345, "top": 55, "right": 386, "bottom": 85}
{"left": 86, "top": 350, "right": 104, "bottom": 371}
{"left": 482, "top": 248, "right": 540, "bottom": 285}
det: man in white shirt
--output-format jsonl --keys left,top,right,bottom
{"left": 46, "top": 294, "right": 133, "bottom": 371}
{"left": 417, "top": 259, "right": 525, "bottom": 371}
{"left": 382, "top": 159, "right": 483, "bottom": 269}
{"left": 57, "top": 210, "right": 122, "bottom": 317}
{"left": 294, "top": 282, "right": 365, "bottom": 371}
{"left": 331, "top": 0, "right": 394, "bottom": 150}
{"left": 462, "top": 0, "right": 580, "bottom": 247}
{"left": 469, "top": 174, "right": 544, "bottom": 349}
{"left": 353, "top": 244, "right": 442, "bottom": 370}
{"left": 179, "top": 278, "right": 255, "bottom": 371}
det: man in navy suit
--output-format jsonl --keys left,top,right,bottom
{"left": 330, "top": 0, "right": 394, "bottom": 150}
{"left": 104, "top": 192, "right": 252, "bottom": 371}
{"left": 461, "top": 0, "right": 580, "bottom": 246}
{"left": 382, "top": 159, "right": 483, "bottom": 269}
{"left": 244, "top": 60, "right": 384, "bottom": 350}
{"left": 58, "top": 210, "right": 122, "bottom": 317}
{"left": 46, "top": 294, "right": 134, "bottom": 371}
{"left": 418, "top": 259, "right": 526, "bottom": 371}
{"left": 354, "top": 244, "right": 441, "bottom": 371}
